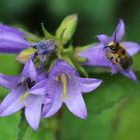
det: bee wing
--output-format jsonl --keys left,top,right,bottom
{"left": 79, "top": 43, "right": 112, "bottom": 67}
{"left": 126, "top": 52, "right": 133, "bottom": 66}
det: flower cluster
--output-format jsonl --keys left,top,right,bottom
{"left": 0, "top": 14, "right": 139, "bottom": 130}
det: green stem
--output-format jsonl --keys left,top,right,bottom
{"left": 16, "top": 109, "right": 28, "bottom": 140}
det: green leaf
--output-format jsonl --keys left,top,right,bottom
{"left": 113, "top": 94, "right": 140, "bottom": 140}
{"left": 23, "top": 118, "right": 58, "bottom": 140}
{"left": 0, "top": 54, "right": 19, "bottom": 75}
{"left": 0, "top": 113, "right": 19, "bottom": 140}
{"left": 60, "top": 102, "right": 117, "bottom": 140}
{"left": 0, "top": 54, "right": 20, "bottom": 103}
{"left": 60, "top": 72, "right": 140, "bottom": 140}
{"left": 56, "top": 14, "right": 78, "bottom": 45}
{"left": 87, "top": 72, "right": 140, "bottom": 114}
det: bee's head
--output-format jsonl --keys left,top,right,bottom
{"left": 104, "top": 41, "right": 119, "bottom": 52}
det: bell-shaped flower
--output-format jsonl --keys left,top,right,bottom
{"left": 0, "top": 59, "right": 52, "bottom": 130}
{"left": 30, "top": 60, "right": 102, "bottom": 119}
{"left": 79, "top": 20, "right": 140, "bottom": 80}
{"left": 0, "top": 24, "right": 30, "bottom": 53}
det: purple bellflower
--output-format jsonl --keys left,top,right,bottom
{"left": 0, "top": 24, "right": 30, "bottom": 53}
{"left": 30, "top": 60, "right": 102, "bottom": 119}
{"left": 0, "top": 59, "right": 52, "bottom": 130}
{"left": 79, "top": 20, "right": 140, "bottom": 81}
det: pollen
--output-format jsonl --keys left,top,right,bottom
{"left": 20, "top": 92, "right": 30, "bottom": 102}
{"left": 60, "top": 74, "right": 70, "bottom": 100}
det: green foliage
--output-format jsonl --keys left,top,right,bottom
{"left": 113, "top": 95, "right": 140, "bottom": 140}
{"left": 0, "top": 54, "right": 20, "bottom": 96}
{"left": 59, "top": 72, "right": 140, "bottom": 140}
{"left": 16, "top": 110, "right": 28, "bottom": 140}
{"left": 0, "top": 114, "right": 19, "bottom": 140}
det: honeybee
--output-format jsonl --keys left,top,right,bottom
{"left": 104, "top": 41, "right": 133, "bottom": 70}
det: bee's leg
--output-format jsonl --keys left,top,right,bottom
{"left": 106, "top": 52, "right": 114, "bottom": 61}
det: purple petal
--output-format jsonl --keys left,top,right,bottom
{"left": 96, "top": 34, "right": 110, "bottom": 45}
{"left": 43, "top": 95, "right": 53, "bottom": 104}
{"left": 111, "top": 65, "right": 137, "bottom": 81}
{"left": 30, "top": 79, "right": 47, "bottom": 95}
{"left": 42, "top": 81, "right": 62, "bottom": 118}
{"left": 112, "top": 19, "right": 125, "bottom": 42}
{"left": 111, "top": 65, "right": 118, "bottom": 75}
{"left": 121, "top": 69, "right": 137, "bottom": 81}
{"left": 0, "top": 24, "right": 30, "bottom": 53}
{"left": 37, "top": 70, "right": 48, "bottom": 81}
{"left": 22, "top": 59, "right": 37, "bottom": 81}
{"left": 120, "top": 41, "right": 140, "bottom": 56}
{"left": 79, "top": 43, "right": 112, "bottom": 67}
{"left": 64, "top": 80, "right": 87, "bottom": 119}
{"left": 79, "top": 77, "right": 102, "bottom": 93}
{"left": 0, "top": 73, "right": 20, "bottom": 89}
{"left": 49, "top": 60, "right": 78, "bottom": 77}
{"left": 0, "top": 86, "right": 25, "bottom": 116}
{"left": 42, "top": 96, "right": 54, "bottom": 118}
{"left": 25, "top": 95, "right": 42, "bottom": 130}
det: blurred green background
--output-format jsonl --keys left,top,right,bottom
{"left": 0, "top": 0, "right": 140, "bottom": 140}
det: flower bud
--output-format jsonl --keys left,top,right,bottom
{"left": 56, "top": 14, "right": 78, "bottom": 45}
{"left": 16, "top": 48, "right": 36, "bottom": 63}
